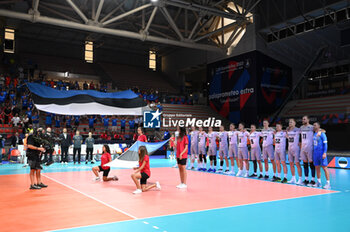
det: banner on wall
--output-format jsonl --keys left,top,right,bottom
{"left": 207, "top": 51, "right": 292, "bottom": 124}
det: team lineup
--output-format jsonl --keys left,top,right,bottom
{"left": 169, "top": 115, "right": 331, "bottom": 189}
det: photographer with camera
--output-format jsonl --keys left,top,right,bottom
{"left": 43, "top": 127, "right": 55, "bottom": 166}
{"left": 27, "top": 128, "right": 48, "bottom": 190}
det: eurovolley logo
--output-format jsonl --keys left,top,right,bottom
{"left": 143, "top": 109, "right": 162, "bottom": 128}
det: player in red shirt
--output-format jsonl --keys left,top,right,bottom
{"left": 169, "top": 134, "right": 175, "bottom": 159}
{"left": 131, "top": 146, "right": 161, "bottom": 194}
{"left": 176, "top": 127, "right": 188, "bottom": 189}
{"left": 137, "top": 127, "right": 148, "bottom": 142}
{"left": 92, "top": 145, "right": 118, "bottom": 182}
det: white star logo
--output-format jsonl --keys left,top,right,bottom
{"left": 150, "top": 109, "right": 162, "bottom": 121}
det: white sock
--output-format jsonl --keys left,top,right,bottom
{"left": 317, "top": 178, "right": 321, "bottom": 183}
{"left": 220, "top": 166, "right": 223, "bottom": 169}
{"left": 254, "top": 172, "right": 257, "bottom": 175}
{"left": 311, "top": 177, "right": 315, "bottom": 181}
{"left": 231, "top": 166, "right": 234, "bottom": 171}
{"left": 327, "top": 180, "right": 330, "bottom": 184}
{"left": 305, "top": 176, "right": 309, "bottom": 181}
{"left": 292, "top": 176, "right": 295, "bottom": 180}
{"left": 277, "top": 173, "right": 281, "bottom": 178}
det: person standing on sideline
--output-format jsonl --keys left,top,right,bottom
{"left": 137, "top": 127, "right": 148, "bottom": 142}
{"left": 261, "top": 120, "right": 276, "bottom": 180}
{"left": 85, "top": 132, "right": 95, "bottom": 164}
{"left": 27, "top": 129, "right": 47, "bottom": 190}
{"left": 286, "top": 118, "right": 303, "bottom": 185}
{"left": 176, "top": 127, "right": 188, "bottom": 189}
{"left": 249, "top": 124, "right": 263, "bottom": 178}
{"left": 73, "top": 130, "right": 83, "bottom": 164}
{"left": 59, "top": 128, "right": 71, "bottom": 164}
{"left": 313, "top": 122, "right": 331, "bottom": 189}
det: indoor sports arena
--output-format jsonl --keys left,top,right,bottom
{"left": 0, "top": 0, "right": 349, "bottom": 231}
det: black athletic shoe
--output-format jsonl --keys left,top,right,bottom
{"left": 264, "top": 175, "right": 269, "bottom": 179}
{"left": 271, "top": 176, "right": 278, "bottom": 182}
{"left": 249, "top": 174, "right": 257, "bottom": 178}
{"left": 281, "top": 178, "right": 288, "bottom": 183}
{"left": 308, "top": 180, "right": 316, "bottom": 187}
{"left": 258, "top": 174, "right": 264, "bottom": 179}
{"left": 30, "top": 185, "right": 41, "bottom": 190}
{"left": 303, "top": 180, "right": 309, "bottom": 186}
{"left": 46, "top": 161, "right": 54, "bottom": 166}
{"left": 85, "top": 161, "right": 88, "bottom": 164}
{"left": 37, "top": 183, "right": 48, "bottom": 188}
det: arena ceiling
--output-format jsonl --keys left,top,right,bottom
{"left": 0, "top": 0, "right": 260, "bottom": 55}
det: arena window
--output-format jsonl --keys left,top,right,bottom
{"left": 149, "top": 50, "right": 156, "bottom": 71}
{"left": 4, "top": 28, "right": 15, "bottom": 54}
{"left": 85, "top": 41, "right": 93, "bottom": 63}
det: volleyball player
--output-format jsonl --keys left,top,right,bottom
{"left": 286, "top": 118, "right": 303, "bottom": 185}
{"left": 197, "top": 127, "right": 207, "bottom": 171}
{"left": 92, "top": 145, "right": 118, "bottom": 182}
{"left": 173, "top": 126, "right": 180, "bottom": 168}
{"left": 207, "top": 127, "right": 218, "bottom": 173}
{"left": 131, "top": 146, "right": 161, "bottom": 194}
{"left": 137, "top": 127, "right": 148, "bottom": 142}
{"left": 300, "top": 115, "right": 316, "bottom": 186}
{"left": 274, "top": 123, "right": 288, "bottom": 183}
{"left": 249, "top": 124, "right": 263, "bottom": 178}
{"left": 176, "top": 127, "right": 188, "bottom": 189}
{"left": 188, "top": 126, "right": 199, "bottom": 170}
{"left": 313, "top": 122, "right": 331, "bottom": 189}
{"left": 227, "top": 123, "right": 238, "bottom": 175}
{"left": 236, "top": 123, "right": 250, "bottom": 177}
{"left": 218, "top": 125, "right": 230, "bottom": 173}
{"left": 261, "top": 120, "right": 276, "bottom": 180}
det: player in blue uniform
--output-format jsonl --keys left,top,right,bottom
{"left": 312, "top": 122, "right": 331, "bottom": 189}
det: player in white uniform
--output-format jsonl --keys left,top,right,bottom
{"left": 217, "top": 126, "right": 229, "bottom": 173}
{"left": 261, "top": 120, "right": 277, "bottom": 180}
{"left": 249, "top": 124, "right": 263, "bottom": 178}
{"left": 300, "top": 116, "right": 316, "bottom": 186}
{"left": 227, "top": 123, "right": 238, "bottom": 175}
{"left": 207, "top": 127, "right": 218, "bottom": 173}
{"left": 274, "top": 123, "right": 288, "bottom": 183}
{"left": 236, "top": 123, "right": 250, "bottom": 177}
{"left": 188, "top": 126, "right": 199, "bottom": 170}
{"left": 197, "top": 127, "right": 208, "bottom": 171}
{"left": 286, "top": 118, "right": 303, "bottom": 185}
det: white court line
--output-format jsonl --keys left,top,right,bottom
{"left": 42, "top": 174, "right": 138, "bottom": 220}
{"left": 48, "top": 189, "right": 339, "bottom": 232}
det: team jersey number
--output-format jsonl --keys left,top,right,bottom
{"left": 250, "top": 139, "right": 254, "bottom": 144}
{"left": 275, "top": 138, "right": 280, "bottom": 144}
{"left": 263, "top": 136, "right": 267, "bottom": 141}
{"left": 302, "top": 134, "right": 306, "bottom": 139}
{"left": 288, "top": 137, "right": 294, "bottom": 143}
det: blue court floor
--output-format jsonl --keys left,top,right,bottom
{"left": 1, "top": 157, "right": 350, "bottom": 232}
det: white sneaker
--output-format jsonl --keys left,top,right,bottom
{"left": 236, "top": 170, "right": 242, "bottom": 177}
{"left": 313, "top": 181, "right": 321, "bottom": 188}
{"left": 176, "top": 183, "right": 183, "bottom": 188}
{"left": 186, "top": 166, "right": 192, "bottom": 170}
{"left": 65, "top": 162, "right": 68, "bottom": 164}
{"left": 228, "top": 171, "right": 235, "bottom": 175}
{"left": 296, "top": 179, "right": 303, "bottom": 185}
{"left": 156, "top": 181, "right": 161, "bottom": 190}
{"left": 323, "top": 183, "right": 331, "bottom": 189}
{"left": 224, "top": 170, "right": 230, "bottom": 174}
{"left": 173, "top": 164, "right": 178, "bottom": 168}
{"left": 94, "top": 177, "right": 100, "bottom": 181}
{"left": 243, "top": 172, "right": 249, "bottom": 178}
{"left": 287, "top": 179, "right": 296, "bottom": 184}
{"left": 178, "top": 184, "right": 187, "bottom": 189}
{"left": 133, "top": 189, "right": 142, "bottom": 194}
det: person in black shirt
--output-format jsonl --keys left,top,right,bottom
{"left": 27, "top": 129, "right": 48, "bottom": 190}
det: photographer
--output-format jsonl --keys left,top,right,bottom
{"left": 27, "top": 129, "right": 48, "bottom": 190}
{"left": 43, "top": 127, "right": 54, "bottom": 166}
